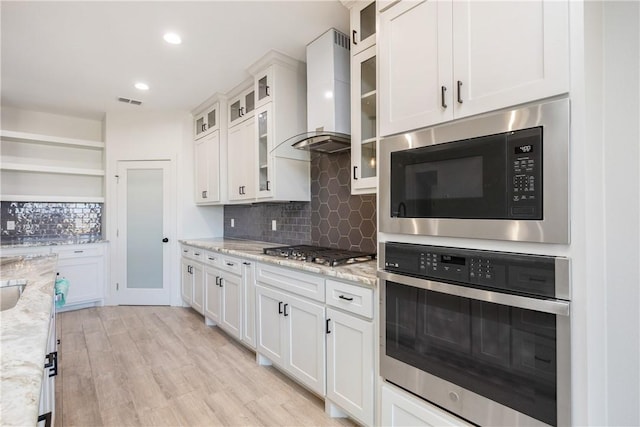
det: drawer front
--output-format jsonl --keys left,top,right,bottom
{"left": 203, "top": 251, "right": 222, "bottom": 267}
{"left": 326, "top": 279, "right": 373, "bottom": 319}
{"left": 52, "top": 245, "right": 103, "bottom": 259}
{"left": 220, "top": 255, "right": 242, "bottom": 275}
{"left": 190, "top": 248, "right": 205, "bottom": 261}
{"left": 256, "top": 263, "right": 325, "bottom": 302}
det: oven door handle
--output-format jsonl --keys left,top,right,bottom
{"left": 378, "top": 270, "right": 570, "bottom": 316}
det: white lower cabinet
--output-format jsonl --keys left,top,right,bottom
{"left": 256, "top": 282, "right": 326, "bottom": 396}
{"left": 203, "top": 254, "right": 243, "bottom": 341}
{"left": 241, "top": 260, "right": 257, "bottom": 349}
{"left": 381, "top": 383, "right": 471, "bottom": 427}
{"left": 38, "top": 298, "right": 57, "bottom": 427}
{"left": 326, "top": 307, "right": 374, "bottom": 426}
{"left": 191, "top": 263, "right": 204, "bottom": 314}
{"left": 180, "top": 258, "right": 193, "bottom": 305}
{"left": 51, "top": 244, "right": 105, "bottom": 310}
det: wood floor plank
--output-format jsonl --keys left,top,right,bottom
{"left": 57, "top": 306, "right": 358, "bottom": 427}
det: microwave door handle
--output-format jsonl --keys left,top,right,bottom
{"left": 378, "top": 270, "right": 570, "bottom": 316}
{"left": 397, "top": 202, "right": 407, "bottom": 217}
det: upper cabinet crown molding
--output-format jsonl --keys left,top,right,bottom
{"left": 247, "top": 50, "right": 305, "bottom": 76}
{"left": 191, "top": 92, "right": 227, "bottom": 116}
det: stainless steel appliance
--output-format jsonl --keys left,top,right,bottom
{"left": 379, "top": 98, "right": 570, "bottom": 243}
{"left": 263, "top": 245, "right": 375, "bottom": 267}
{"left": 379, "top": 242, "right": 571, "bottom": 426}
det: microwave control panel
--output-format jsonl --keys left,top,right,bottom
{"left": 507, "top": 127, "right": 543, "bottom": 219}
{"left": 384, "top": 242, "right": 557, "bottom": 298}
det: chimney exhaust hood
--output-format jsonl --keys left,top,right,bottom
{"left": 288, "top": 28, "right": 351, "bottom": 154}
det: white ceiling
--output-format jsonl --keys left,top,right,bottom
{"left": 0, "top": 1, "right": 349, "bottom": 120}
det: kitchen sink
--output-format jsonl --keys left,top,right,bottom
{"left": 0, "top": 279, "right": 27, "bottom": 311}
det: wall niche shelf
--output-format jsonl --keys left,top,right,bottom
{"left": 0, "top": 130, "right": 105, "bottom": 203}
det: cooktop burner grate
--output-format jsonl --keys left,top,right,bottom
{"left": 263, "top": 245, "right": 376, "bottom": 267}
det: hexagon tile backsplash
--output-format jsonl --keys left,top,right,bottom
{"left": 224, "top": 151, "right": 377, "bottom": 253}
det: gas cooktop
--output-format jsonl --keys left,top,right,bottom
{"left": 263, "top": 245, "right": 376, "bottom": 267}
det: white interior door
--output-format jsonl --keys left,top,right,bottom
{"left": 116, "top": 160, "right": 173, "bottom": 305}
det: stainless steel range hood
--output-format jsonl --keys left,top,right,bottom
{"left": 291, "top": 28, "right": 351, "bottom": 154}
{"left": 287, "top": 130, "right": 351, "bottom": 154}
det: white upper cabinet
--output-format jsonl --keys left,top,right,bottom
{"left": 194, "top": 101, "right": 219, "bottom": 140}
{"left": 194, "top": 130, "right": 221, "bottom": 204}
{"left": 351, "top": 45, "right": 378, "bottom": 195}
{"left": 228, "top": 80, "right": 256, "bottom": 128}
{"left": 192, "top": 95, "right": 227, "bottom": 205}
{"left": 248, "top": 51, "right": 310, "bottom": 202}
{"left": 379, "top": 0, "right": 569, "bottom": 137}
{"left": 227, "top": 116, "right": 256, "bottom": 202}
{"left": 350, "top": 1, "right": 377, "bottom": 55}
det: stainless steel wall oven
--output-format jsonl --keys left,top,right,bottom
{"left": 379, "top": 98, "right": 570, "bottom": 243}
{"left": 379, "top": 242, "right": 571, "bottom": 426}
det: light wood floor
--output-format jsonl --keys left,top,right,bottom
{"left": 55, "top": 306, "right": 357, "bottom": 427}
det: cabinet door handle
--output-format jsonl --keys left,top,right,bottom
{"left": 352, "top": 29, "right": 358, "bottom": 45}
{"left": 353, "top": 166, "right": 358, "bottom": 180}
{"left": 38, "top": 412, "right": 52, "bottom": 427}
{"left": 44, "top": 351, "right": 58, "bottom": 377}
{"left": 202, "top": 124, "right": 207, "bottom": 132}
{"left": 278, "top": 301, "right": 283, "bottom": 314}
{"left": 266, "top": 180, "right": 270, "bottom": 191}
{"left": 162, "top": 237, "right": 169, "bottom": 243}
{"left": 457, "top": 80, "right": 463, "bottom": 104}
{"left": 283, "top": 303, "right": 289, "bottom": 317}
{"left": 326, "top": 318, "right": 331, "bottom": 334}
{"left": 202, "top": 190, "right": 207, "bottom": 199}
{"left": 219, "top": 277, "right": 224, "bottom": 288}
{"left": 338, "top": 294, "right": 354, "bottom": 301}
{"left": 441, "top": 86, "right": 447, "bottom": 109}
{"left": 265, "top": 85, "right": 270, "bottom": 97}
{"left": 239, "top": 107, "right": 244, "bottom": 117}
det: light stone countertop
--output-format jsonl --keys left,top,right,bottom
{"left": 1, "top": 238, "right": 108, "bottom": 250}
{"left": 179, "top": 238, "right": 378, "bottom": 287}
{"left": 0, "top": 254, "right": 58, "bottom": 427}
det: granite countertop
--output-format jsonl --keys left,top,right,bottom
{"left": 179, "top": 238, "right": 378, "bottom": 287}
{"left": 1, "top": 237, "right": 108, "bottom": 249}
{"left": 0, "top": 255, "right": 58, "bottom": 427}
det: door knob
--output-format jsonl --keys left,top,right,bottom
{"left": 162, "top": 238, "right": 169, "bottom": 243}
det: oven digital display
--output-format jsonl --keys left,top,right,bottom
{"left": 515, "top": 144, "right": 534, "bottom": 154}
{"left": 441, "top": 254, "right": 465, "bottom": 265}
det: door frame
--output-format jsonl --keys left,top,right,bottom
{"left": 113, "top": 159, "right": 176, "bottom": 306}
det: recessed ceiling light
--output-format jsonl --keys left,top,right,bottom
{"left": 135, "top": 82, "right": 149, "bottom": 91}
{"left": 163, "top": 32, "right": 182, "bottom": 45}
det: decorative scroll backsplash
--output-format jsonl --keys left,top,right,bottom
{"left": 0, "top": 201, "right": 103, "bottom": 244}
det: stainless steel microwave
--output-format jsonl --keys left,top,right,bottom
{"left": 379, "top": 98, "right": 570, "bottom": 243}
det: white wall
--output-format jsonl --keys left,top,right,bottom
{"left": 104, "top": 110, "right": 223, "bottom": 307}
{"left": 1, "top": 106, "right": 103, "bottom": 141}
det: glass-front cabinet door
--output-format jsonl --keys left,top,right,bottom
{"left": 351, "top": 45, "right": 377, "bottom": 194}
{"left": 255, "top": 67, "right": 274, "bottom": 108}
{"left": 194, "top": 102, "right": 219, "bottom": 140}
{"left": 229, "top": 86, "right": 256, "bottom": 127}
{"left": 350, "top": 1, "right": 376, "bottom": 55}
{"left": 256, "top": 104, "right": 272, "bottom": 198}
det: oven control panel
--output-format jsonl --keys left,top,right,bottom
{"left": 384, "top": 242, "right": 558, "bottom": 298}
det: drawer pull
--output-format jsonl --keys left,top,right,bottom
{"left": 208, "top": 257, "right": 216, "bottom": 261}
{"left": 74, "top": 250, "right": 84, "bottom": 253}
{"left": 226, "top": 262, "right": 235, "bottom": 267}
{"left": 194, "top": 252, "right": 201, "bottom": 256}
{"left": 338, "top": 295, "right": 354, "bottom": 301}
